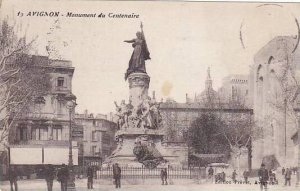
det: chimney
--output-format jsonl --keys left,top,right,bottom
{"left": 152, "top": 91, "right": 156, "bottom": 100}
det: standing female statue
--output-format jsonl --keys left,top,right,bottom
{"left": 124, "top": 23, "right": 150, "bottom": 80}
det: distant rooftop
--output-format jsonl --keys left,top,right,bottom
{"left": 30, "top": 54, "right": 73, "bottom": 68}
{"left": 75, "top": 110, "right": 116, "bottom": 122}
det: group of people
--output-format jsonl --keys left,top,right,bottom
{"left": 258, "top": 164, "right": 298, "bottom": 191}
{"left": 7, "top": 164, "right": 67, "bottom": 191}
{"left": 207, "top": 163, "right": 296, "bottom": 190}
{"left": 7, "top": 164, "right": 96, "bottom": 191}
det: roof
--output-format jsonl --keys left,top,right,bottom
{"left": 254, "top": 36, "right": 298, "bottom": 65}
{"left": 160, "top": 102, "right": 253, "bottom": 113}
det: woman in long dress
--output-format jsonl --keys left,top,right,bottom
{"left": 124, "top": 31, "right": 150, "bottom": 80}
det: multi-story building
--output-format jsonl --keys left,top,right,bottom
{"left": 218, "top": 74, "right": 250, "bottom": 108}
{"left": 8, "top": 55, "right": 78, "bottom": 175}
{"left": 160, "top": 68, "right": 253, "bottom": 169}
{"left": 249, "top": 36, "right": 300, "bottom": 168}
{"left": 75, "top": 110, "right": 117, "bottom": 167}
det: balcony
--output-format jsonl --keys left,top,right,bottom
{"left": 18, "top": 112, "right": 67, "bottom": 121}
{"left": 12, "top": 140, "right": 69, "bottom": 147}
{"left": 54, "top": 86, "right": 70, "bottom": 93}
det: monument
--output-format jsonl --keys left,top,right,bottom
{"left": 104, "top": 23, "right": 187, "bottom": 169}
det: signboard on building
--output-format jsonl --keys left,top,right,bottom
{"left": 44, "top": 148, "right": 78, "bottom": 165}
{"left": 72, "top": 125, "right": 83, "bottom": 139}
{"left": 10, "top": 147, "right": 42, "bottom": 165}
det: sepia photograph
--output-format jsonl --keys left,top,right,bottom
{"left": 1, "top": 0, "right": 300, "bottom": 190}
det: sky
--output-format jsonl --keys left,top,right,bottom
{"left": 1, "top": 0, "right": 300, "bottom": 115}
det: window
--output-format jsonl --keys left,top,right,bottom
{"left": 91, "top": 146, "right": 97, "bottom": 155}
{"left": 57, "top": 77, "right": 64, "bottom": 87}
{"left": 102, "top": 149, "right": 110, "bottom": 158}
{"left": 18, "top": 127, "right": 27, "bottom": 141}
{"left": 57, "top": 101, "right": 64, "bottom": 115}
{"left": 102, "top": 133, "right": 110, "bottom": 144}
{"left": 53, "top": 127, "right": 62, "bottom": 140}
{"left": 32, "top": 127, "right": 48, "bottom": 140}
{"left": 92, "top": 131, "right": 98, "bottom": 141}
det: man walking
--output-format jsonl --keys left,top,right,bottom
{"left": 243, "top": 169, "right": 249, "bottom": 183}
{"left": 208, "top": 166, "right": 214, "bottom": 183}
{"left": 284, "top": 168, "right": 292, "bottom": 186}
{"left": 87, "top": 166, "right": 94, "bottom": 189}
{"left": 258, "top": 164, "right": 269, "bottom": 191}
{"left": 282, "top": 167, "right": 285, "bottom": 175}
{"left": 8, "top": 166, "right": 18, "bottom": 191}
{"left": 160, "top": 168, "right": 168, "bottom": 185}
{"left": 232, "top": 170, "right": 237, "bottom": 183}
{"left": 57, "top": 164, "right": 69, "bottom": 191}
{"left": 113, "top": 163, "right": 121, "bottom": 189}
{"left": 44, "top": 164, "right": 55, "bottom": 191}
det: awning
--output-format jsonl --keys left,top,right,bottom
{"left": 9, "top": 146, "right": 78, "bottom": 165}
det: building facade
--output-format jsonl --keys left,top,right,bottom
{"left": 160, "top": 68, "right": 253, "bottom": 169}
{"left": 249, "top": 36, "right": 300, "bottom": 168}
{"left": 218, "top": 74, "right": 250, "bottom": 108}
{"left": 75, "top": 110, "right": 117, "bottom": 166}
{"left": 8, "top": 55, "right": 78, "bottom": 173}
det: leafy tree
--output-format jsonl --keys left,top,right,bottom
{"left": 187, "top": 112, "right": 230, "bottom": 155}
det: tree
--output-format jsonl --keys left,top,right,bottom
{"left": 0, "top": 18, "right": 50, "bottom": 148}
{"left": 187, "top": 112, "right": 230, "bottom": 155}
{"left": 218, "top": 111, "right": 254, "bottom": 175}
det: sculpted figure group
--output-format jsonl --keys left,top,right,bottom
{"left": 133, "top": 135, "right": 166, "bottom": 169}
{"left": 114, "top": 97, "right": 162, "bottom": 130}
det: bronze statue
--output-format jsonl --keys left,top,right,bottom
{"left": 124, "top": 22, "right": 150, "bottom": 80}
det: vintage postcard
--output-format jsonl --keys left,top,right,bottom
{"left": 1, "top": 0, "right": 300, "bottom": 191}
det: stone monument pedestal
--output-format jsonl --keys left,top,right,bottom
{"left": 104, "top": 72, "right": 188, "bottom": 168}
{"left": 104, "top": 128, "right": 188, "bottom": 168}
{"left": 104, "top": 129, "right": 166, "bottom": 167}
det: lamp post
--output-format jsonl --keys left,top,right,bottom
{"left": 65, "top": 93, "right": 77, "bottom": 191}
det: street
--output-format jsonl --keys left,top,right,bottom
{"left": 1, "top": 178, "right": 300, "bottom": 191}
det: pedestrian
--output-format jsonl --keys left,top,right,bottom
{"left": 272, "top": 169, "right": 278, "bottom": 184}
{"left": 282, "top": 167, "right": 285, "bottom": 175}
{"left": 258, "top": 164, "right": 269, "bottom": 191}
{"left": 160, "top": 168, "right": 168, "bottom": 185}
{"left": 232, "top": 170, "right": 237, "bottom": 183}
{"left": 57, "top": 164, "right": 69, "bottom": 191}
{"left": 208, "top": 166, "right": 214, "bottom": 183}
{"left": 269, "top": 169, "right": 274, "bottom": 185}
{"left": 284, "top": 168, "right": 292, "bottom": 186}
{"left": 243, "top": 169, "right": 249, "bottom": 183}
{"left": 113, "top": 163, "right": 121, "bottom": 189}
{"left": 8, "top": 166, "right": 18, "bottom": 191}
{"left": 44, "top": 164, "right": 55, "bottom": 191}
{"left": 87, "top": 166, "right": 94, "bottom": 189}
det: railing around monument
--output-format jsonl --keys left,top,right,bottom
{"left": 96, "top": 166, "right": 206, "bottom": 180}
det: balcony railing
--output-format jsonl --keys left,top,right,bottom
{"left": 17, "top": 112, "right": 68, "bottom": 120}
{"left": 12, "top": 140, "right": 69, "bottom": 147}
{"left": 54, "top": 86, "right": 70, "bottom": 92}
